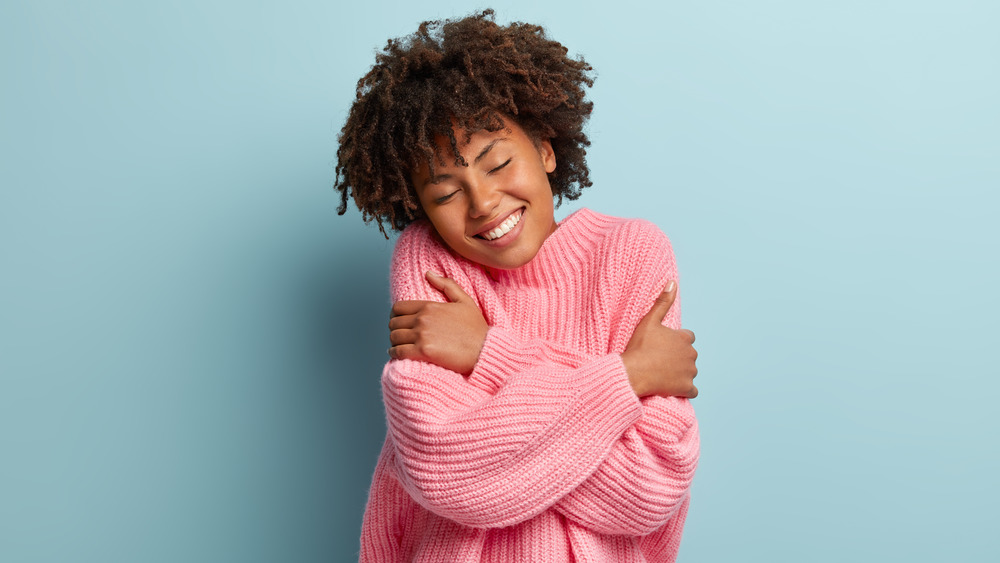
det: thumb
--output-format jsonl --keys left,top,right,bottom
{"left": 426, "top": 271, "right": 472, "bottom": 304}
{"left": 645, "top": 280, "right": 677, "bottom": 324}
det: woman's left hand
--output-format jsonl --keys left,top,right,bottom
{"left": 387, "top": 271, "right": 488, "bottom": 375}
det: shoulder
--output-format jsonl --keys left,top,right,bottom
{"left": 390, "top": 220, "right": 484, "bottom": 303}
{"left": 610, "top": 216, "right": 671, "bottom": 258}
{"left": 392, "top": 220, "right": 447, "bottom": 268}
{"left": 574, "top": 210, "right": 682, "bottom": 330}
{"left": 578, "top": 211, "right": 678, "bottom": 317}
{"left": 390, "top": 221, "right": 449, "bottom": 303}
{"left": 564, "top": 208, "right": 669, "bottom": 249}
{"left": 568, "top": 209, "right": 674, "bottom": 274}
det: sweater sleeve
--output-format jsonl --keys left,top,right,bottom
{"left": 463, "top": 221, "right": 700, "bottom": 536}
{"left": 555, "top": 222, "right": 699, "bottom": 535}
{"left": 468, "top": 334, "right": 697, "bottom": 536}
{"left": 359, "top": 438, "right": 417, "bottom": 562}
{"left": 469, "top": 335, "right": 698, "bottom": 536}
{"left": 381, "top": 223, "right": 645, "bottom": 529}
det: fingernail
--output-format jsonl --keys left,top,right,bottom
{"left": 665, "top": 281, "right": 675, "bottom": 293}
{"left": 426, "top": 271, "right": 439, "bottom": 278}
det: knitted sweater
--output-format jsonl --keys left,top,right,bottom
{"left": 360, "top": 208, "right": 700, "bottom": 563}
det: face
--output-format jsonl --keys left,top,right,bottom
{"left": 411, "top": 119, "right": 558, "bottom": 270}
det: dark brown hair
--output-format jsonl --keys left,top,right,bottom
{"left": 334, "top": 9, "right": 595, "bottom": 236}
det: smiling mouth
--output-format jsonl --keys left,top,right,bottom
{"left": 477, "top": 209, "right": 523, "bottom": 241}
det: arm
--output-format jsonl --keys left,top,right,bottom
{"left": 381, "top": 224, "right": 644, "bottom": 529}
{"left": 405, "top": 317, "right": 697, "bottom": 536}
{"left": 552, "top": 223, "right": 699, "bottom": 535}
{"left": 553, "top": 397, "right": 699, "bottom": 535}
{"left": 382, "top": 350, "right": 642, "bottom": 529}
{"left": 359, "top": 439, "right": 416, "bottom": 562}
{"left": 390, "top": 274, "right": 696, "bottom": 400}
{"left": 384, "top": 221, "right": 699, "bottom": 532}
{"left": 463, "top": 297, "right": 699, "bottom": 536}
{"left": 432, "top": 222, "right": 698, "bottom": 535}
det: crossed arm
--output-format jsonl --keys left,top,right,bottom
{"left": 389, "top": 271, "right": 698, "bottom": 400}
{"left": 380, "top": 226, "right": 699, "bottom": 532}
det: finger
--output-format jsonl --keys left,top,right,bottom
{"left": 391, "top": 300, "right": 434, "bottom": 317}
{"left": 679, "top": 329, "right": 695, "bottom": 343}
{"left": 645, "top": 281, "right": 677, "bottom": 323}
{"left": 388, "top": 314, "right": 417, "bottom": 331}
{"left": 389, "top": 328, "right": 418, "bottom": 347}
{"left": 688, "top": 385, "right": 699, "bottom": 399}
{"left": 388, "top": 343, "right": 421, "bottom": 361}
{"left": 425, "top": 271, "right": 473, "bottom": 304}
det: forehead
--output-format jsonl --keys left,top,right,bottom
{"left": 438, "top": 123, "right": 510, "bottom": 153}
{"left": 411, "top": 122, "right": 521, "bottom": 181}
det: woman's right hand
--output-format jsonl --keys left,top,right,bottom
{"left": 387, "top": 271, "right": 489, "bottom": 375}
{"left": 620, "top": 281, "right": 699, "bottom": 399}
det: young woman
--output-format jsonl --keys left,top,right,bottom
{"left": 335, "top": 11, "right": 700, "bottom": 562}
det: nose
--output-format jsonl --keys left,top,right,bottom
{"left": 467, "top": 179, "right": 500, "bottom": 218}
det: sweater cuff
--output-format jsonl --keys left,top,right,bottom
{"left": 467, "top": 327, "right": 522, "bottom": 393}
{"left": 468, "top": 329, "right": 644, "bottom": 445}
{"left": 469, "top": 326, "right": 595, "bottom": 394}
{"left": 639, "top": 395, "right": 700, "bottom": 450}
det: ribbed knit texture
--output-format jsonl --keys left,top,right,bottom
{"left": 360, "top": 209, "right": 700, "bottom": 563}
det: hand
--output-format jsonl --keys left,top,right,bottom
{"left": 621, "top": 281, "right": 699, "bottom": 399}
{"left": 387, "top": 271, "right": 489, "bottom": 375}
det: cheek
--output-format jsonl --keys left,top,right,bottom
{"left": 427, "top": 209, "right": 466, "bottom": 242}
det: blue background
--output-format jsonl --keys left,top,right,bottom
{"left": 2, "top": 0, "right": 997, "bottom": 561}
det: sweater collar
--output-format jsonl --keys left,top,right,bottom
{"left": 483, "top": 208, "right": 609, "bottom": 287}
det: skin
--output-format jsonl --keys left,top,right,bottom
{"left": 411, "top": 119, "right": 559, "bottom": 271}
{"left": 388, "top": 118, "right": 698, "bottom": 399}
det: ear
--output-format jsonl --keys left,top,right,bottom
{"left": 538, "top": 139, "right": 556, "bottom": 173}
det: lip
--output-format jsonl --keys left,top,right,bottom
{"left": 473, "top": 207, "right": 524, "bottom": 238}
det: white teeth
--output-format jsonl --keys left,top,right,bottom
{"left": 482, "top": 211, "right": 522, "bottom": 241}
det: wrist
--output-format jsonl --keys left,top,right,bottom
{"left": 621, "top": 351, "right": 649, "bottom": 397}
{"left": 464, "top": 332, "right": 487, "bottom": 374}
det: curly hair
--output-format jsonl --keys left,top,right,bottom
{"left": 334, "top": 9, "right": 595, "bottom": 236}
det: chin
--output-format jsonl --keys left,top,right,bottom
{"left": 480, "top": 248, "right": 540, "bottom": 271}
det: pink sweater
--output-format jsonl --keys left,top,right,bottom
{"left": 360, "top": 209, "right": 699, "bottom": 562}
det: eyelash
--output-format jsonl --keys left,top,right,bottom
{"left": 490, "top": 158, "right": 512, "bottom": 173}
{"left": 433, "top": 158, "right": 512, "bottom": 204}
{"left": 435, "top": 192, "right": 456, "bottom": 204}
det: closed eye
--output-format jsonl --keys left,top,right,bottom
{"left": 434, "top": 191, "right": 459, "bottom": 204}
{"left": 489, "top": 158, "right": 512, "bottom": 174}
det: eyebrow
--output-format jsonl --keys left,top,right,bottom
{"left": 422, "top": 138, "right": 509, "bottom": 187}
{"left": 473, "top": 138, "right": 507, "bottom": 164}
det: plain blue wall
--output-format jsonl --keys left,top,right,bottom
{"left": 2, "top": 0, "right": 997, "bottom": 561}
